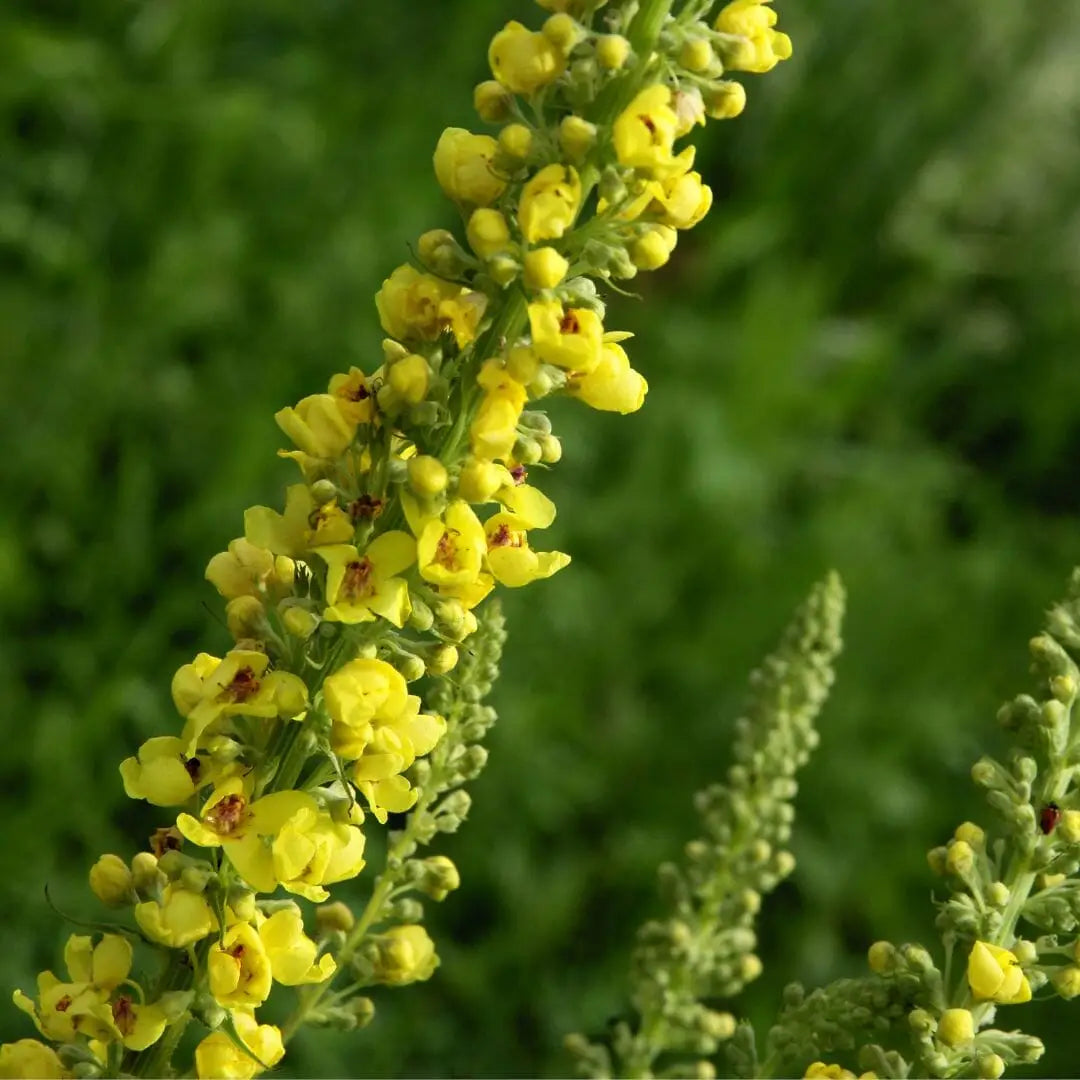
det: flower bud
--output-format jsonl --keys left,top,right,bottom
{"left": 908, "top": 1008, "right": 935, "bottom": 1035}
{"left": 595, "top": 34, "right": 630, "bottom": 70}
{"left": 498, "top": 122, "right": 534, "bottom": 161}
{"left": 559, "top": 115, "right": 597, "bottom": 161}
{"left": 388, "top": 354, "right": 430, "bottom": 406}
{"left": 317, "top": 901, "right": 356, "bottom": 935}
{"left": 225, "top": 595, "right": 264, "bottom": 640}
{"left": 867, "top": 941, "right": 896, "bottom": 974}
{"left": 397, "top": 654, "right": 426, "bottom": 683}
{"left": 467, "top": 208, "right": 512, "bottom": 260}
{"left": 408, "top": 455, "right": 449, "bottom": 499}
{"left": 487, "top": 253, "right": 521, "bottom": 287}
{"left": 987, "top": 881, "right": 1011, "bottom": 907}
{"left": 700, "top": 1010, "right": 736, "bottom": 1041}
{"left": 350, "top": 996, "right": 376, "bottom": 1029}
{"left": 282, "top": 605, "right": 319, "bottom": 640}
{"left": 408, "top": 599, "right": 435, "bottom": 633}
{"left": 977, "top": 1054, "right": 1005, "bottom": 1080}
{"left": 704, "top": 80, "right": 747, "bottom": 120}
{"left": 524, "top": 247, "right": 570, "bottom": 291}
{"left": 739, "top": 954, "right": 762, "bottom": 982}
{"left": 131, "top": 852, "right": 166, "bottom": 896}
{"left": 538, "top": 434, "right": 562, "bottom": 463}
{"left": 542, "top": 13, "right": 581, "bottom": 54}
{"left": 418, "top": 855, "right": 461, "bottom": 901}
{"left": 1053, "top": 965, "right": 1080, "bottom": 999}
{"left": 89, "top": 855, "right": 133, "bottom": 906}
{"left": 954, "top": 821, "right": 985, "bottom": 847}
{"left": 946, "top": 839, "right": 975, "bottom": 876}
{"left": 427, "top": 644, "right": 459, "bottom": 676}
{"left": 372, "top": 925, "right": 438, "bottom": 985}
{"left": 631, "top": 225, "right": 678, "bottom": 270}
{"left": 458, "top": 458, "right": 506, "bottom": 503}
{"left": 433, "top": 129, "right": 505, "bottom": 207}
{"left": 680, "top": 38, "right": 714, "bottom": 73}
{"left": 937, "top": 1008, "right": 974, "bottom": 1047}
{"left": 1014, "top": 938, "right": 1038, "bottom": 964}
{"left": 473, "top": 80, "right": 513, "bottom": 123}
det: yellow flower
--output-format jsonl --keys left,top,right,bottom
{"left": 518, "top": 164, "right": 581, "bottom": 244}
{"left": 484, "top": 511, "right": 570, "bottom": 588}
{"left": 488, "top": 21, "right": 564, "bottom": 95}
{"left": 270, "top": 806, "right": 367, "bottom": 902}
{"left": 417, "top": 500, "right": 487, "bottom": 589}
{"left": 470, "top": 363, "right": 528, "bottom": 462}
{"left": 194, "top": 1011, "right": 283, "bottom": 1080}
{"left": 119, "top": 736, "right": 201, "bottom": 806}
{"left": 0, "top": 1039, "right": 67, "bottom": 1079}
{"left": 376, "top": 264, "right": 487, "bottom": 348}
{"left": 715, "top": 0, "right": 792, "bottom": 73}
{"left": 352, "top": 695, "right": 445, "bottom": 789}
{"left": 327, "top": 366, "right": 378, "bottom": 426}
{"left": 566, "top": 337, "right": 647, "bottom": 413}
{"left": 172, "top": 650, "right": 308, "bottom": 755}
{"left": 317, "top": 532, "right": 416, "bottom": 627}
{"left": 804, "top": 1066, "right": 855, "bottom": 1080}
{"left": 244, "top": 484, "right": 353, "bottom": 559}
{"left": 14, "top": 935, "right": 166, "bottom": 1051}
{"left": 324, "top": 657, "right": 411, "bottom": 758}
{"left": 208, "top": 923, "right": 273, "bottom": 1008}
{"left": 528, "top": 299, "right": 603, "bottom": 372}
{"left": 613, "top": 84, "right": 695, "bottom": 179}
{"left": 256, "top": 908, "right": 336, "bottom": 986}
{"left": 648, "top": 170, "right": 713, "bottom": 229}
{"left": 938, "top": 1008, "right": 975, "bottom": 1047}
{"left": 967, "top": 941, "right": 1032, "bottom": 1004}
{"left": 275, "top": 394, "right": 356, "bottom": 460}
{"left": 433, "top": 128, "right": 506, "bottom": 206}
{"left": 372, "top": 925, "right": 438, "bottom": 985}
{"left": 205, "top": 538, "right": 294, "bottom": 603}
{"left": 466, "top": 208, "right": 513, "bottom": 261}
{"left": 135, "top": 884, "right": 219, "bottom": 948}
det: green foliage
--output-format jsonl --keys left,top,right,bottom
{"left": 3, "top": 0, "right": 1080, "bottom": 1076}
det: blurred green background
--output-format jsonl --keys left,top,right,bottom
{"left": 3, "top": 0, "right": 1080, "bottom": 1075}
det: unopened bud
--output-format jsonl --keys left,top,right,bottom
{"left": 89, "top": 855, "right": 133, "bottom": 907}
{"left": 427, "top": 644, "right": 459, "bottom": 676}
{"left": 498, "top": 123, "right": 533, "bottom": 161}
{"left": 474, "top": 80, "right": 513, "bottom": 123}
{"left": 596, "top": 34, "right": 630, "bottom": 70}
{"left": 408, "top": 455, "right": 449, "bottom": 499}
{"left": 316, "top": 901, "right": 356, "bottom": 935}
{"left": 282, "top": 605, "right": 319, "bottom": 640}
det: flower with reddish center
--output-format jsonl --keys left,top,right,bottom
{"left": 483, "top": 511, "right": 570, "bottom": 588}
{"left": 316, "top": 531, "right": 416, "bottom": 627}
{"left": 171, "top": 649, "right": 308, "bottom": 755}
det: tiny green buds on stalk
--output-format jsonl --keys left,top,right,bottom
{"left": 568, "top": 573, "right": 844, "bottom": 1079}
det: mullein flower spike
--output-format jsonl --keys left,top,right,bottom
{"left": 3, "top": 0, "right": 790, "bottom": 1075}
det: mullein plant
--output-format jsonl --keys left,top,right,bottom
{"left": 0, "top": 0, "right": 792, "bottom": 1077}
{"left": 568, "top": 571, "right": 1080, "bottom": 1080}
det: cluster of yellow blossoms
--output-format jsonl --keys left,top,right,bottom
{"left": 2, "top": 0, "right": 791, "bottom": 1077}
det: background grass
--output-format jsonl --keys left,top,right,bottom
{"left": 3, "top": 0, "right": 1080, "bottom": 1074}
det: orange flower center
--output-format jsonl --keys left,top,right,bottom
{"left": 223, "top": 667, "right": 260, "bottom": 702}
{"left": 112, "top": 996, "right": 136, "bottom": 1036}
{"left": 435, "top": 530, "right": 461, "bottom": 570}
{"left": 343, "top": 558, "right": 375, "bottom": 600}
{"left": 205, "top": 793, "right": 248, "bottom": 835}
